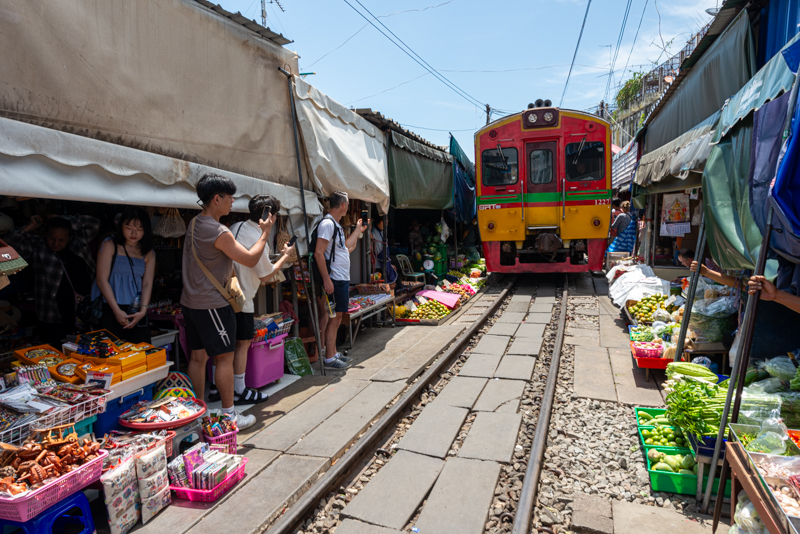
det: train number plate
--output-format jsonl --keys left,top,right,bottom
{"left": 479, "top": 204, "right": 501, "bottom": 210}
{"left": 594, "top": 199, "right": 611, "bottom": 205}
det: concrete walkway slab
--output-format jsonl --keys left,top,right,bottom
{"left": 397, "top": 403, "right": 469, "bottom": 458}
{"left": 458, "top": 411, "right": 522, "bottom": 463}
{"left": 510, "top": 294, "right": 533, "bottom": 303}
{"left": 184, "top": 454, "right": 329, "bottom": 534}
{"left": 432, "top": 376, "right": 487, "bottom": 409}
{"left": 573, "top": 347, "right": 617, "bottom": 402}
{"left": 246, "top": 379, "right": 370, "bottom": 451}
{"left": 507, "top": 337, "right": 542, "bottom": 356}
{"left": 472, "top": 334, "right": 510, "bottom": 355}
{"left": 565, "top": 335, "right": 599, "bottom": 347}
{"left": 413, "top": 457, "right": 502, "bottom": 534}
{"left": 488, "top": 322, "right": 520, "bottom": 336}
{"left": 566, "top": 326, "right": 598, "bottom": 337}
{"left": 504, "top": 301, "right": 530, "bottom": 313}
{"left": 528, "top": 303, "right": 554, "bottom": 314}
{"left": 343, "top": 327, "right": 438, "bottom": 381}
{"left": 371, "top": 326, "right": 464, "bottom": 382}
{"left": 526, "top": 312, "right": 552, "bottom": 324}
{"left": 458, "top": 353, "right": 503, "bottom": 378}
{"left": 342, "top": 450, "right": 445, "bottom": 529}
{"left": 494, "top": 355, "right": 536, "bottom": 381}
{"left": 612, "top": 501, "right": 725, "bottom": 534}
{"left": 287, "top": 381, "right": 406, "bottom": 459}
{"left": 496, "top": 312, "right": 526, "bottom": 323}
{"left": 473, "top": 379, "right": 525, "bottom": 412}
{"left": 600, "top": 314, "right": 633, "bottom": 349}
{"left": 515, "top": 323, "right": 546, "bottom": 338}
{"left": 608, "top": 347, "right": 664, "bottom": 406}
{"left": 335, "top": 520, "right": 403, "bottom": 534}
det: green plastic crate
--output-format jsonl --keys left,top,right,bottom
{"left": 634, "top": 407, "right": 667, "bottom": 427}
{"left": 646, "top": 446, "right": 729, "bottom": 497}
{"left": 638, "top": 426, "right": 690, "bottom": 454}
{"left": 434, "top": 259, "right": 448, "bottom": 276}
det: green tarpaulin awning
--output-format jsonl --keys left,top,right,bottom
{"left": 388, "top": 130, "right": 453, "bottom": 210}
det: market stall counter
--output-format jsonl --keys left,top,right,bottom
{"left": 726, "top": 441, "right": 787, "bottom": 534}
{"left": 341, "top": 287, "right": 395, "bottom": 349}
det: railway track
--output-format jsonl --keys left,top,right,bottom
{"left": 266, "top": 274, "right": 571, "bottom": 534}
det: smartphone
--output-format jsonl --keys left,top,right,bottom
{"left": 361, "top": 209, "right": 369, "bottom": 224}
{"left": 287, "top": 234, "right": 298, "bottom": 247}
{"left": 261, "top": 206, "right": 270, "bottom": 221}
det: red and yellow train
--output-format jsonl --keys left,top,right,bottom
{"left": 475, "top": 101, "right": 612, "bottom": 273}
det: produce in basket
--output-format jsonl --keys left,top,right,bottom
{"left": 627, "top": 294, "right": 669, "bottom": 324}
{"left": 408, "top": 301, "right": 449, "bottom": 320}
{"left": 647, "top": 449, "right": 697, "bottom": 474}
{"left": 665, "top": 362, "right": 718, "bottom": 383}
{"left": 641, "top": 425, "right": 686, "bottom": 447}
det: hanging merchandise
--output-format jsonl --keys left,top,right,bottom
{"left": 152, "top": 208, "right": 187, "bottom": 238}
{"left": 438, "top": 217, "right": 451, "bottom": 243}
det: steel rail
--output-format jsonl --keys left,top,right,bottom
{"left": 512, "top": 274, "right": 570, "bottom": 534}
{"left": 266, "top": 276, "right": 516, "bottom": 534}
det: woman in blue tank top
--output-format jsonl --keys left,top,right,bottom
{"left": 92, "top": 207, "right": 156, "bottom": 343}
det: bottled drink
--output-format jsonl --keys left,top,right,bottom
{"left": 325, "top": 294, "right": 336, "bottom": 318}
{"left": 130, "top": 292, "right": 141, "bottom": 313}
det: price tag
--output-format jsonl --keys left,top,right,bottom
{"left": 460, "top": 277, "right": 470, "bottom": 285}
{"left": 417, "top": 296, "right": 429, "bottom": 305}
{"left": 442, "top": 280, "right": 451, "bottom": 287}
{"left": 408, "top": 301, "right": 418, "bottom": 312}
{"left": 435, "top": 285, "right": 444, "bottom": 292}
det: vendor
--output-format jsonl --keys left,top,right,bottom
{"left": 684, "top": 249, "right": 741, "bottom": 289}
{"left": 462, "top": 217, "right": 481, "bottom": 263}
{"left": 748, "top": 276, "right": 800, "bottom": 313}
{"left": 4, "top": 214, "right": 99, "bottom": 345}
{"left": 371, "top": 218, "right": 386, "bottom": 270}
{"left": 607, "top": 201, "right": 636, "bottom": 254}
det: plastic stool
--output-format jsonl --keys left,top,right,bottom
{"left": 169, "top": 420, "right": 203, "bottom": 459}
{"left": 0, "top": 491, "right": 94, "bottom": 534}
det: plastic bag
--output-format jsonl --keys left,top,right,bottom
{"left": 284, "top": 337, "right": 313, "bottom": 377}
{"left": 732, "top": 491, "right": 769, "bottom": 534}
{"left": 759, "top": 356, "right": 797, "bottom": 381}
{"left": 746, "top": 410, "right": 788, "bottom": 455}
{"left": 729, "top": 330, "right": 742, "bottom": 370}
{"left": 747, "top": 377, "right": 788, "bottom": 394}
{"left": 739, "top": 390, "right": 783, "bottom": 426}
{"left": 653, "top": 308, "right": 673, "bottom": 323}
{"left": 775, "top": 392, "right": 800, "bottom": 429}
{"left": 689, "top": 295, "right": 737, "bottom": 343}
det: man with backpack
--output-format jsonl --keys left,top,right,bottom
{"left": 312, "top": 191, "right": 368, "bottom": 370}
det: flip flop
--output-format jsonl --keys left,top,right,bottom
{"left": 234, "top": 387, "right": 269, "bottom": 405}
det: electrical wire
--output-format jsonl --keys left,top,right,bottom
{"left": 342, "top": 0, "right": 486, "bottom": 110}
{"left": 400, "top": 123, "right": 475, "bottom": 132}
{"left": 619, "top": 0, "right": 650, "bottom": 86}
{"left": 604, "top": 0, "right": 634, "bottom": 101}
{"left": 349, "top": 73, "right": 430, "bottom": 104}
{"left": 561, "top": 0, "right": 593, "bottom": 107}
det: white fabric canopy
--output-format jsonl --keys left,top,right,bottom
{"left": 293, "top": 78, "right": 390, "bottom": 213}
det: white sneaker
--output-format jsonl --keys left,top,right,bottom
{"left": 234, "top": 411, "right": 256, "bottom": 430}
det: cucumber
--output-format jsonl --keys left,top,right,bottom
{"left": 638, "top": 411, "right": 654, "bottom": 421}
{"left": 652, "top": 462, "right": 674, "bottom": 472}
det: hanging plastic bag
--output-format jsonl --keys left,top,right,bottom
{"left": 284, "top": 337, "right": 313, "bottom": 377}
{"left": 731, "top": 491, "right": 769, "bottom": 534}
{"left": 739, "top": 391, "right": 783, "bottom": 426}
{"left": 439, "top": 217, "right": 451, "bottom": 243}
{"left": 758, "top": 356, "right": 798, "bottom": 381}
{"left": 746, "top": 377, "right": 788, "bottom": 394}
{"left": 745, "top": 410, "right": 789, "bottom": 455}
{"left": 689, "top": 295, "right": 737, "bottom": 343}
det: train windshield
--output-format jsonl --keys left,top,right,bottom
{"left": 529, "top": 149, "right": 553, "bottom": 184}
{"left": 565, "top": 141, "right": 604, "bottom": 182}
{"left": 482, "top": 147, "right": 518, "bottom": 186}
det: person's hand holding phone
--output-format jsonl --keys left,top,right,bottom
{"left": 258, "top": 211, "right": 276, "bottom": 234}
{"left": 357, "top": 218, "right": 369, "bottom": 234}
{"left": 282, "top": 234, "right": 297, "bottom": 256}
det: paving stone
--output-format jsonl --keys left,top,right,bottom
{"left": 564, "top": 335, "right": 600, "bottom": 347}
{"left": 527, "top": 303, "right": 554, "bottom": 314}
{"left": 525, "top": 312, "right": 552, "bottom": 324}
{"left": 371, "top": 326, "right": 464, "bottom": 382}
{"left": 506, "top": 337, "right": 543, "bottom": 356}
{"left": 573, "top": 347, "right": 616, "bottom": 402}
{"left": 572, "top": 511, "right": 615, "bottom": 534}
{"left": 343, "top": 327, "right": 437, "bottom": 380}
{"left": 570, "top": 296, "right": 596, "bottom": 303}
{"left": 473, "top": 378, "right": 525, "bottom": 412}
{"left": 458, "top": 411, "right": 523, "bottom": 463}
{"left": 458, "top": 353, "right": 503, "bottom": 378}
{"left": 493, "top": 355, "right": 536, "bottom": 381}
{"left": 504, "top": 301, "right": 530, "bottom": 313}
{"left": 574, "top": 307, "right": 599, "bottom": 316}
{"left": 510, "top": 294, "right": 533, "bottom": 303}
{"left": 185, "top": 454, "right": 329, "bottom": 534}
{"left": 608, "top": 347, "right": 664, "bottom": 406}
{"left": 342, "top": 450, "right": 445, "bottom": 529}
{"left": 612, "top": 500, "right": 725, "bottom": 534}
{"left": 246, "top": 379, "right": 370, "bottom": 451}
{"left": 414, "top": 457, "right": 502, "bottom": 534}
{"left": 472, "top": 334, "right": 510, "bottom": 355}
{"left": 566, "top": 326, "right": 598, "bottom": 337}
{"left": 495, "top": 312, "right": 526, "bottom": 323}
{"left": 488, "top": 322, "right": 520, "bottom": 336}
{"left": 432, "top": 376, "right": 487, "bottom": 409}
{"left": 515, "top": 323, "right": 546, "bottom": 338}
{"left": 397, "top": 403, "right": 469, "bottom": 458}
{"left": 335, "top": 520, "right": 403, "bottom": 534}
{"left": 287, "top": 381, "right": 406, "bottom": 459}
{"left": 600, "top": 313, "right": 633, "bottom": 348}
{"left": 573, "top": 493, "right": 612, "bottom": 518}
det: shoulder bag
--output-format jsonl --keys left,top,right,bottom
{"left": 77, "top": 246, "right": 117, "bottom": 327}
{"left": 190, "top": 219, "right": 245, "bottom": 313}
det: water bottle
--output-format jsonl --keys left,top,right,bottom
{"left": 130, "top": 292, "right": 141, "bottom": 313}
{"left": 325, "top": 294, "right": 336, "bottom": 318}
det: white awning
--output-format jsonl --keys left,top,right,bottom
{"left": 293, "top": 77, "right": 390, "bottom": 213}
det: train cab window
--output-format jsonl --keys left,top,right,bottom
{"left": 565, "top": 141, "right": 604, "bottom": 182}
{"left": 482, "top": 147, "right": 518, "bottom": 186}
{"left": 529, "top": 149, "right": 553, "bottom": 184}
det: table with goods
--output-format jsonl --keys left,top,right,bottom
{"left": 635, "top": 358, "right": 800, "bottom": 532}
{"left": 341, "top": 288, "right": 395, "bottom": 349}
{"left": 395, "top": 275, "right": 483, "bottom": 325}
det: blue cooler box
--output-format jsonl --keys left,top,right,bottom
{"left": 93, "top": 384, "right": 155, "bottom": 438}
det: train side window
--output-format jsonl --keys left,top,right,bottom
{"left": 565, "top": 141, "right": 604, "bottom": 182}
{"left": 529, "top": 149, "right": 553, "bottom": 184}
{"left": 482, "top": 147, "right": 518, "bottom": 186}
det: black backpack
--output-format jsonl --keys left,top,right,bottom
{"left": 309, "top": 215, "right": 343, "bottom": 286}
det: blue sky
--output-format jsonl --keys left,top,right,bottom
{"left": 218, "top": 0, "right": 715, "bottom": 154}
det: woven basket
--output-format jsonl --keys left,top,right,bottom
{"left": 276, "top": 217, "right": 298, "bottom": 264}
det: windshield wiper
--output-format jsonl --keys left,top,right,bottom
{"left": 495, "top": 142, "right": 508, "bottom": 171}
{"left": 572, "top": 136, "right": 586, "bottom": 165}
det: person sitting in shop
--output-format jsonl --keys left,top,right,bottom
{"left": 208, "top": 195, "right": 295, "bottom": 406}
{"left": 4, "top": 214, "right": 99, "bottom": 345}
{"left": 181, "top": 174, "right": 273, "bottom": 430}
{"left": 91, "top": 207, "right": 156, "bottom": 343}
{"left": 684, "top": 249, "right": 742, "bottom": 289}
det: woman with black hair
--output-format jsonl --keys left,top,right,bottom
{"left": 92, "top": 206, "right": 156, "bottom": 343}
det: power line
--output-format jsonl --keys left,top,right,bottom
{"left": 349, "top": 73, "right": 430, "bottom": 104}
{"left": 619, "top": 0, "right": 650, "bottom": 87}
{"left": 400, "top": 123, "right": 475, "bottom": 132}
{"left": 561, "top": 0, "right": 593, "bottom": 107}
{"left": 342, "top": 0, "right": 486, "bottom": 110}
{"left": 605, "top": 0, "right": 634, "bottom": 101}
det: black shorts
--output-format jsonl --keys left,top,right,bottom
{"left": 235, "top": 312, "right": 254, "bottom": 341}
{"left": 331, "top": 280, "right": 350, "bottom": 313}
{"left": 183, "top": 306, "right": 236, "bottom": 358}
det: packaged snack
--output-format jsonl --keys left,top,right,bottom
{"left": 135, "top": 444, "right": 166, "bottom": 480}
{"left": 138, "top": 469, "right": 168, "bottom": 500}
{"left": 108, "top": 502, "right": 140, "bottom": 534}
{"left": 141, "top": 484, "right": 171, "bottom": 524}
{"left": 101, "top": 456, "right": 137, "bottom": 500}
{"left": 107, "top": 479, "right": 140, "bottom": 521}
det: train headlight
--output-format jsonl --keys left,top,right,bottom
{"left": 592, "top": 218, "right": 601, "bottom": 227}
{"left": 544, "top": 112, "right": 553, "bottom": 121}
{"left": 487, "top": 222, "right": 495, "bottom": 230}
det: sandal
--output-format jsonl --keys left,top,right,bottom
{"left": 234, "top": 387, "right": 269, "bottom": 405}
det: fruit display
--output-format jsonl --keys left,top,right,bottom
{"left": 647, "top": 449, "right": 697, "bottom": 475}
{"left": 627, "top": 294, "right": 669, "bottom": 324}
{"left": 641, "top": 425, "right": 687, "bottom": 448}
{"left": 408, "top": 301, "right": 450, "bottom": 320}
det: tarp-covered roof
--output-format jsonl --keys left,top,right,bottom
{"left": 388, "top": 131, "right": 453, "bottom": 210}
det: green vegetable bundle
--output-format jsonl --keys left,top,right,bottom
{"left": 665, "top": 379, "right": 728, "bottom": 437}
{"left": 665, "top": 362, "right": 718, "bottom": 383}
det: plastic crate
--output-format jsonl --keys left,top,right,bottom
{"left": 93, "top": 384, "right": 155, "bottom": 438}
{"left": 645, "top": 446, "right": 729, "bottom": 497}
{"left": 74, "top": 415, "right": 96, "bottom": 438}
{"left": 434, "top": 259, "right": 447, "bottom": 277}
{"left": 171, "top": 457, "right": 248, "bottom": 502}
{"left": 634, "top": 407, "right": 666, "bottom": 426}
{"left": 203, "top": 428, "right": 238, "bottom": 455}
{"left": 687, "top": 432, "right": 727, "bottom": 460}
{"left": 245, "top": 334, "right": 286, "bottom": 389}
{"left": 633, "top": 342, "right": 664, "bottom": 358}
{"left": 0, "top": 450, "right": 107, "bottom": 522}
{"left": 638, "top": 426, "right": 691, "bottom": 454}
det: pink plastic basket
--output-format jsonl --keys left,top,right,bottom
{"left": 203, "top": 428, "right": 238, "bottom": 454}
{"left": 633, "top": 344, "right": 664, "bottom": 358}
{"left": 171, "top": 457, "right": 248, "bottom": 502}
{"left": 0, "top": 449, "right": 107, "bottom": 522}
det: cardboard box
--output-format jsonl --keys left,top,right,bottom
{"left": 145, "top": 347, "right": 167, "bottom": 370}
{"left": 121, "top": 364, "right": 148, "bottom": 381}
{"left": 49, "top": 358, "right": 84, "bottom": 384}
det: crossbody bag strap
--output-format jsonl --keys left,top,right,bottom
{"left": 190, "top": 219, "right": 234, "bottom": 301}
{"left": 122, "top": 245, "right": 142, "bottom": 294}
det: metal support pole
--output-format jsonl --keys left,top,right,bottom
{"left": 651, "top": 194, "right": 659, "bottom": 264}
{"left": 289, "top": 266, "right": 300, "bottom": 338}
{"left": 279, "top": 67, "right": 325, "bottom": 376}
{"left": 674, "top": 212, "right": 706, "bottom": 361}
{"left": 642, "top": 196, "right": 652, "bottom": 264}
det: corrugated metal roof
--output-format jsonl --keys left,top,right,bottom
{"left": 193, "top": 0, "right": 292, "bottom": 46}
{"left": 612, "top": 142, "right": 637, "bottom": 189}
{"left": 355, "top": 109, "right": 448, "bottom": 152}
